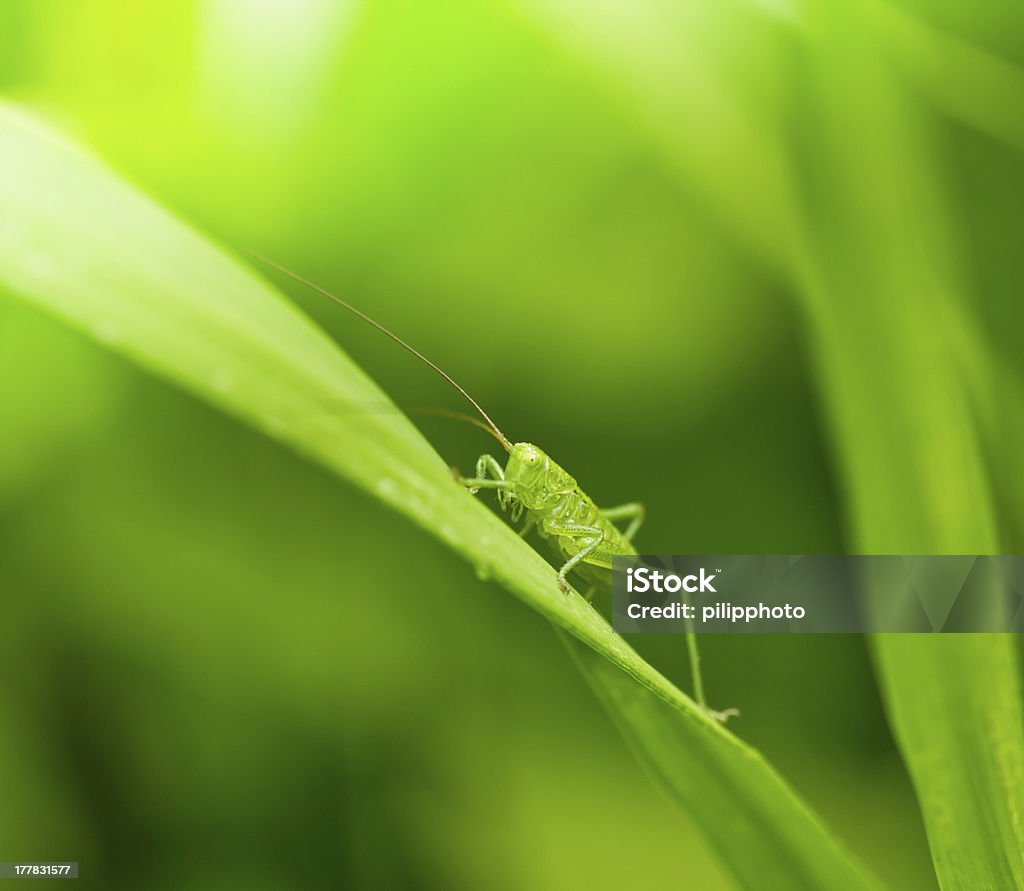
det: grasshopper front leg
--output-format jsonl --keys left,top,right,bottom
{"left": 456, "top": 454, "right": 514, "bottom": 509}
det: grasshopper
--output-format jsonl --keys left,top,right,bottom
{"left": 256, "top": 255, "right": 734, "bottom": 721}
{"left": 459, "top": 442, "right": 644, "bottom": 598}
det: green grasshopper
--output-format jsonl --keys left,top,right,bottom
{"left": 256, "top": 255, "right": 734, "bottom": 721}
{"left": 460, "top": 442, "right": 644, "bottom": 597}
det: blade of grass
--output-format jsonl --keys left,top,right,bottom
{"left": 0, "top": 103, "right": 880, "bottom": 890}
{"left": 797, "top": 11, "right": 1024, "bottom": 887}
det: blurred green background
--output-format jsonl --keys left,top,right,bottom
{"left": 2, "top": 1, "right": 1023, "bottom": 888}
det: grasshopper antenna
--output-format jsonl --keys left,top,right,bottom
{"left": 251, "top": 252, "right": 513, "bottom": 453}
{"left": 405, "top": 405, "right": 509, "bottom": 448}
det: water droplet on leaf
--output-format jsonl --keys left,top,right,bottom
{"left": 211, "top": 370, "right": 234, "bottom": 394}
{"left": 93, "top": 321, "right": 122, "bottom": 345}
{"left": 25, "top": 250, "right": 56, "bottom": 281}
{"left": 261, "top": 414, "right": 286, "bottom": 435}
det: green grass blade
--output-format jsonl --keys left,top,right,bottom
{"left": 797, "top": 12, "right": 1024, "bottom": 887}
{"left": 0, "top": 103, "right": 881, "bottom": 890}
{"left": 872, "top": 638, "right": 1024, "bottom": 889}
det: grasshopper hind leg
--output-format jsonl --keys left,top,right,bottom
{"left": 682, "top": 613, "right": 740, "bottom": 723}
{"left": 599, "top": 502, "right": 645, "bottom": 542}
{"left": 598, "top": 503, "right": 737, "bottom": 722}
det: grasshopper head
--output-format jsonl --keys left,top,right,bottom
{"left": 504, "top": 443, "right": 550, "bottom": 510}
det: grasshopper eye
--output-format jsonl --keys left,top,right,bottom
{"left": 519, "top": 445, "right": 541, "bottom": 465}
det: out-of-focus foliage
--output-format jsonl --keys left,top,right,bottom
{"left": 2, "top": 1, "right": 1023, "bottom": 888}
